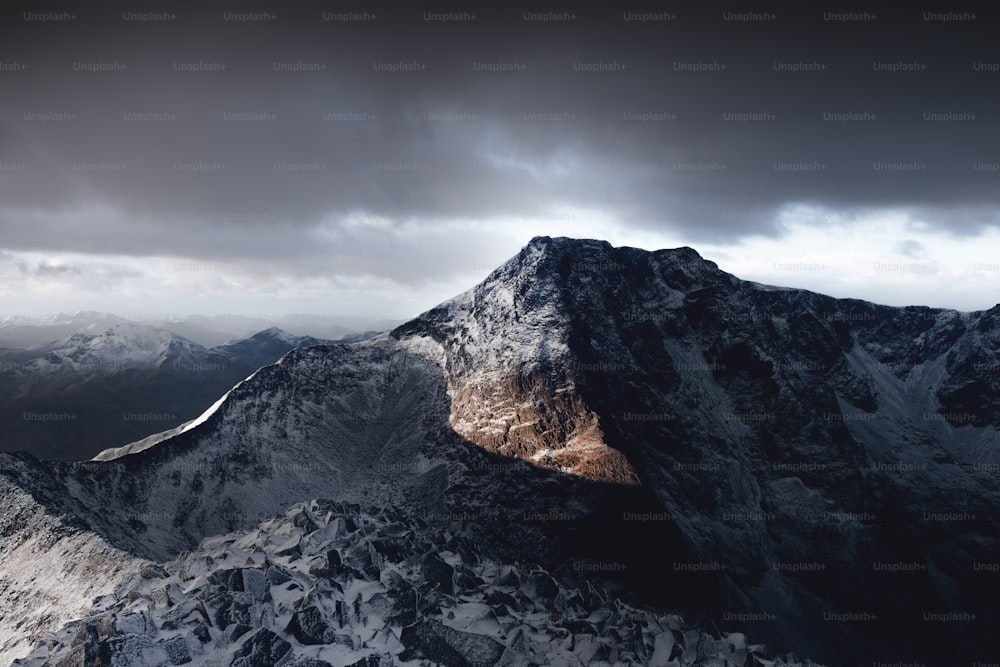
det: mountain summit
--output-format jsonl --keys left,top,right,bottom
{"left": 211, "top": 327, "right": 334, "bottom": 370}
{"left": 392, "top": 236, "right": 1000, "bottom": 661}
{"left": 2, "top": 237, "right": 999, "bottom": 665}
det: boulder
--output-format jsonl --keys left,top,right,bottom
{"left": 230, "top": 628, "right": 292, "bottom": 667}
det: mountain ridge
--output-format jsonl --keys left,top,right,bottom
{"left": 2, "top": 236, "right": 999, "bottom": 664}
{"left": 0, "top": 324, "right": 339, "bottom": 461}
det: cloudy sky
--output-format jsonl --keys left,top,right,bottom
{"left": 1, "top": 3, "right": 998, "bottom": 319}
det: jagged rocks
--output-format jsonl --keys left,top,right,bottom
{"left": 497, "top": 565, "right": 519, "bottom": 588}
{"left": 368, "top": 536, "right": 409, "bottom": 564}
{"left": 284, "top": 606, "right": 335, "bottom": 645}
{"left": 140, "top": 564, "right": 169, "bottom": 579}
{"left": 286, "top": 657, "right": 335, "bottom": 667}
{"left": 485, "top": 590, "right": 519, "bottom": 617}
{"left": 209, "top": 568, "right": 245, "bottom": 592}
{"left": 421, "top": 553, "right": 455, "bottom": 594}
{"left": 288, "top": 507, "right": 319, "bottom": 532}
{"left": 160, "top": 636, "right": 192, "bottom": 665}
{"left": 114, "top": 611, "right": 156, "bottom": 636}
{"left": 521, "top": 571, "right": 560, "bottom": 603}
{"left": 14, "top": 501, "right": 800, "bottom": 667}
{"left": 285, "top": 658, "right": 334, "bottom": 667}
{"left": 307, "top": 556, "right": 331, "bottom": 578}
{"left": 103, "top": 635, "right": 169, "bottom": 666}
{"left": 344, "top": 656, "right": 391, "bottom": 667}
{"left": 192, "top": 623, "right": 211, "bottom": 643}
{"left": 386, "top": 588, "right": 419, "bottom": 627}
{"left": 241, "top": 568, "right": 268, "bottom": 603}
{"left": 228, "top": 623, "right": 253, "bottom": 641}
{"left": 230, "top": 628, "right": 292, "bottom": 667}
{"left": 265, "top": 563, "right": 293, "bottom": 586}
{"left": 399, "top": 620, "right": 505, "bottom": 667}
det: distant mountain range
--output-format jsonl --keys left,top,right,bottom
{"left": 2, "top": 237, "right": 999, "bottom": 665}
{"left": 0, "top": 312, "right": 403, "bottom": 349}
{"left": 0, "top": 325, "right": 346, "bottom": 460}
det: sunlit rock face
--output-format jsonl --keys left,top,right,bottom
{"left": 392, "top": 238, "right": 643, "bottom": 484}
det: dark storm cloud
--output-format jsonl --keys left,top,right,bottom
{"left": 1, "top": 1, "right": 998, "bottom": 268}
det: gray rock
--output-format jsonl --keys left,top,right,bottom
{"left": 241, "top": 568, "right": 268, "bottom": 603}
{"left": 400, "top": 621, "right": 504, "bottom": 667}
{"left": 522, "top": 571, "right": 560, "bottom": 602}
{"left": 284, "top": 606, "right": 334, "bottom": 645}
{"left": 230, "top": 628, "right": 292, "bottom": 667}
{"left": 160, "top": 635, "right": 192, "bottom": 665}
{"left": 285, "top": 657, "right": 334, "bottom": 667}
{"left": 422, "top": 553, "right": 454, "bottom": 595}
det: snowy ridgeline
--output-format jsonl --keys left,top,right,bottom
{"left": 13, "top": 500, "right": 817, "bottom": 667}
{"left": 9, "top": 236, "right": 999, "bottom": 665}
{"left": 0, "top": 322, "right": 336, "bottom": 381}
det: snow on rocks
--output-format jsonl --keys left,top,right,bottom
{"left": 13, "top": 500, "right": 807, "bottom": 667}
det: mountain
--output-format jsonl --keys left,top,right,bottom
{"left": 139, "top": 315, "right": 258, "bottom": 349}
{"left": 2, "top": 338, "right": 685, "bottom": 665}
{"left": 0, "top": 322, "right": 253, "bottom": 460}
{"left": 0, "top": 324, "right": 335, "bottom": 461}
{"left": 152, "top": 314, "right": 403, "bottom": 348}
{"left": 0, "top": 313, "right": 399, "bottom": 350}
{"left": 212, "top": 328, "right": 336, "bottom": 370}
{"left": 0, "top": 311, "right": 129, "bottom": 348}
{"left": 2, "top": 237, "right": 999, "bottom": 665}
{"left": 397, "top": 237, "right": 1000, "bottom": 662}
{"left": 271, "top": 314, "right": 406, "bottom": 343}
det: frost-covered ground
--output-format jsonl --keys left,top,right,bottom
{"left": 14, "top": 500, "right": 816, "bottom": 667}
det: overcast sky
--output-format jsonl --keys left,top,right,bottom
{"left": 1, "top": 3, "right": 999, "bottom": 319}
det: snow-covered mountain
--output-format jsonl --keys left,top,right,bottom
{"left": 2, "top": 237, "right": 1000, "bottom": 665}
{"left": 394, "top": 237, "right": 1000, "bottom": 663}
{"left": 0, "top": 313, "right": 397, "bottom": 350}
{"left": 0, "top": 311, "right": 130, "bottom": 348}
{"left": 3, "top": 323, "right": 221, "bottom": 382}
{"left": 212, "top": 328, "right": 336, "bottom": 370}
{"left": 0, "top": 324, "right": 335, "bottom": 461}
{"left": 2, "top": 339, "right": 679, "bottom": 665}
{"left": 144, "top": 314, "right": 402, "bottom": 349}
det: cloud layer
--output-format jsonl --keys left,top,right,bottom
{"left": 1, "top": 3, "right": 998, "bottom": 315}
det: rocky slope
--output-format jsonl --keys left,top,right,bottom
{"left": 1, "top": 338, "right": 681, "bottom": 664}
{"left": 14, "top": 500, "right": 813, "bottom": 667}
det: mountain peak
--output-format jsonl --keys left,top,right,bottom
{"left": 525, "top": 235, "right": 704, "bottom": 258}
{"left": 54, "top": 321, "right": 202, "bottom": 359}
{"left": 518, "top": 236, "right": 717, "bottom": 278}
{"left": 525, "top": 235, "right": 612, "bottom": 250}
{"left": 210, "top": 327, "right": 331, "bottom": 371}
{"left": 253, "top": 326, "right": 296, "bottom": 341}
{"left": 657, "top": 244, "right": 705, "bottom": 261}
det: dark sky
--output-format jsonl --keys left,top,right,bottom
{"left": 1, "top": 3, "right": 999, "bottom": 316}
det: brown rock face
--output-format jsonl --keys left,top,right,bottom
{"left": 447, "top": 369, "right": 639, "bottom": 484}
{"left": 390, "top": 237, "right": 644, "bottom": 485}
